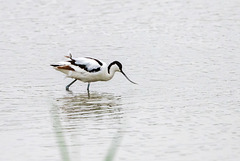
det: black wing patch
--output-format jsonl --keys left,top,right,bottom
{"left": 68, "top": 57, "right": 102, "bottom": 73}
{"left": 85, "top": 57, "right": 103, "bottom": 66}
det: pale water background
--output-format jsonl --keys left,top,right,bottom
{"left": 0, "top": 0, "right": 240, "bottom": 161}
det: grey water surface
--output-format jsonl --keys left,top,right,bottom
{"left": 0, "top": 0, "right": 240, "bottom": 161}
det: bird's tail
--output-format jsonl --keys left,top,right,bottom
{"left": 50, "top": 64, "right": 60, "bottom": 67}
{"left": 51, "top": 52, "right": 73, "bottom": 67}
{"left": 65, "top": 52, "right": 73, "bottom": 60}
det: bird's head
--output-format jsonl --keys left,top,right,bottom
{"left": 108, "top": 61, "right": 137, "bottom": 84}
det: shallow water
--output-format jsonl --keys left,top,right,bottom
{"left": 0, "top": 0, "right": 240, "bottom": 161}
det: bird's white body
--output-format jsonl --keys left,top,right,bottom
{"left": 54, "top": 58, "right": 119, "bottom": 82}
{"left": 51, "top": 54, "right": 136, "bottom": 91}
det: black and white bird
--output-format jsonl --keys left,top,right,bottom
{"left": 51, "top": 54, "right": 137, "bottom": 91}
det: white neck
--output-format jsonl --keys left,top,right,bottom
{"left": 105, "top": 64, "right": 120, "bottom": 80}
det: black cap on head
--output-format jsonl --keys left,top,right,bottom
{"left": 108, "top": 61, "right": 122, "bottom": 73}
{"left": 108, "top": 61, "right": 137, "bottom": 84}
{"left": 113, "top": 61, "right": 122, "bottom": 70}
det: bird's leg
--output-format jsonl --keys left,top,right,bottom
{"left": 87, "top": 83, "right": 90, "bottom": 91}
{"left": 87, "top": 90, "right": 90, "bottom": 99}
{"left": 66, "top": 79, "right": 77, "bottom": 91}
{"left": 87, "top": 83, "right": 91, "bottom": 98}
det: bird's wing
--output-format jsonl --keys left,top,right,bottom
{"left": 69, "top": 57, "right": 103, "bottom": 73}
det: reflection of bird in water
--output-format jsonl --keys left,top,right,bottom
{"left": 57, "top": 92, "right": 122, "bottom": 120}
{"left": 51, "top": 53, "right": 137, "bottom": 91}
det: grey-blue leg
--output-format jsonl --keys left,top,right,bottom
{"left": 87, "top": 83, "right": 90, "bottom": 91}
{"left": 66, "top": 79, "right": 77, "bottom": 91}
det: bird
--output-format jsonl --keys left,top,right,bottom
{"left": 51, "top": 53, "right": 137, "bottom": 91}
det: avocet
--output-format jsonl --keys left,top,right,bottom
{"left": 51, "top": 54, "right": 136, "bottom": 91}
